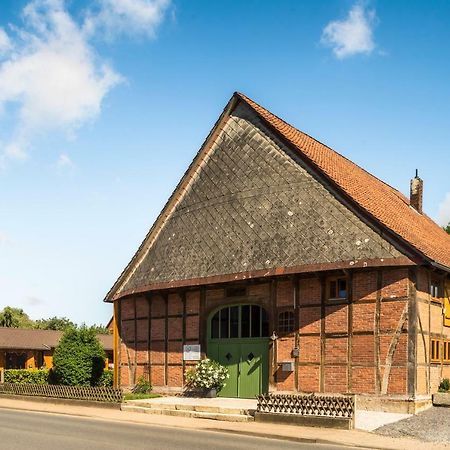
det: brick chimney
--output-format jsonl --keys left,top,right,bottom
{"left": 410, "top": 169, "right": 423, "bottom": 214}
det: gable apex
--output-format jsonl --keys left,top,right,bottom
{"left": 106, "top": 93, "right": 442, "bottom": 302}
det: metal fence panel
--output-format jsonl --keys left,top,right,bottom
{"left": 256, "top": 393, "right": 355, "bottom": 418}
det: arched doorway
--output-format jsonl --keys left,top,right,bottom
{"left": 207, "top": 304, "right": 269, "bottom": 398}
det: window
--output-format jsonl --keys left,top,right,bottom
{"left": 5, "top": 352, "right": 27, "bottom": 369}
{"left": 444, "top": 341, "right": 450, "bottom": 364}
{"left": 210, "top": 305, "right": 269, "bottom": 339}
{"left": 328, "top": 277, "right": 348, "bottom": 300}
{"left": 430, "top": 280, "right": 442, "bottom": 299}
{"left": 431, "top": 339, "right": 441, "bottom": 362}
{"left": 278, "top": 310, "right": 295, "bottom": 333}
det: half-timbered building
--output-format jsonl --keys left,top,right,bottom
{"left": 106, "top": 93, "right": 450, "bottom": 411}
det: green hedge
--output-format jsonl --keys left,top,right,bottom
{"left": 98, "top": 370, "right": 113, "bottom": 387}
{"left": 4, "top": 369, "right": 49, "bottom": 385}
{"left": 52, "top": 328, "right": 105, "bottom": 386}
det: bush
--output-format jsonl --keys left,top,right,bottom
{"left": 4, "top": 369, "right": 49, "bottom": 385}
{"left": 439, "top": 378, "right": 450, "bottom": 392}
{"left": 185, "top": 359, "right": 229, "bottom": 391}
{"left": 98, "top": 370, "right": 113, "bottom": 387}
{"left": 52, "top": 327, "right": 105, "bottom": 386}
{"left": 132, "top": 375, "right": 151, "bottom": 394}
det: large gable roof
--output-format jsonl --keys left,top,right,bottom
{"left": 236, "top": 93, "right": 450, "bottom": 271}
{"left": 106, "top": 93, "right": 450, "bottom": 302}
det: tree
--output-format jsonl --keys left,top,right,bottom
{"left": 0, "top": 307, "right": 34, "bottom": 328}
{"left": 444, "top": 223, "right": 450, "bottom": 235}
{"left": 52, "top": 327, "right": 106, "bottom": 386}
{"left": 82, "top": 323, "right": 110, "bottom": 335}
{"left": 34, "top": 316, "right": 76, "bottom": 331}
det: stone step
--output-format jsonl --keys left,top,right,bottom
{"left": 125, "top": 400, "right": 255, "bottom": 416}
{"left": 121, "top": 404, "right": 254, "bottom": 422}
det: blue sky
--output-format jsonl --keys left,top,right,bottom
{"left": 0, "top": 0, "right": 449, "bottom": 325}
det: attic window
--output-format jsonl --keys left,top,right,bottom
{"left": 430, "top": 279, "right": 442, "bottom": 299}
{"left": 328, "top": 277, "right": 348, "bottom": 300}
{"left": 226, "top": 287, "right": 247, "bottom": 298}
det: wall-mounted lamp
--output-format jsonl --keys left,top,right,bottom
{"left": 270, "top": 331, "right": 278, "bottom": 341}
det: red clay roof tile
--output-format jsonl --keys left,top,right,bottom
{"left": 236, "top": 92, "right": 450, "bottom": 270}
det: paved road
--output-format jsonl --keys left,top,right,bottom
{"left": 0, "top": 408, "right": 355, "bottom": 450}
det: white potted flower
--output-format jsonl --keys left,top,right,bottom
{"left": 185, "top": 358, "right": 229, "bottom": 397}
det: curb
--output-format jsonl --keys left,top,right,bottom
{"left": 0, "top": 393, "right": 120, "bottom": 409}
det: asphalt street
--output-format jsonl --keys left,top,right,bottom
{"left": 0, "top": 408, "right": 356, "bottom": 450}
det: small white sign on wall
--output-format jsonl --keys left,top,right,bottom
{"left": 183, "top": 344, "right": 201, "bottom": 361}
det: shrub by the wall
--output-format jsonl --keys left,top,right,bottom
{"left": 98, "top": 370, "right": 113, "bottom": 387}
{"left": 4, "top": 369, "right": 49, "bottom": 385}
{"left": 52, "top": 327, "right": 105, "bottom": 386}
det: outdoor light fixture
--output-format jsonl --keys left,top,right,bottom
{"left": 270, "top": 331, "right": 278, "bottom": 341}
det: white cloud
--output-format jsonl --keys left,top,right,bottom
{"left": 321, "top": 3, "right": 376, "bottom": 59}
{"left": 0, "top": 0, "right": 170, "bottom": 165}
{"left": 0, "top": 27, "right": 12, "bottom": 54}
{"left": 56, "top": 152, "right": 74, "bottom": 168}
{"left": 4, "top": 142, "right": 28, "bottom": 161}
{"left": 85, "top": 0, "right": 171, "bottom": 39}
{"left": 438, "top": 193, "right": 450, "bottom": 226}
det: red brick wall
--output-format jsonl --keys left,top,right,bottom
{"left": 297, "top": 268, "right": 411, "bottom": 396}
{"left": 118, "top": 290, "right": 201, "bottom": 390}
{"left": 118, "top": 268, "right": 413, "bottom": 396}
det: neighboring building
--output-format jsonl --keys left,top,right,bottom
{"left": 0, "top": 328, "right": 113, "bottom": 370}
{"left": 106, "top": 93, "right": 450, "bottom": 411}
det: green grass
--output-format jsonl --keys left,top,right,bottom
{"left": 124, "top": 392, "right": 161, "bottom": 401}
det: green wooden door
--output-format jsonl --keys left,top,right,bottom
{"left": 216, "top": 342, "right": 240, "bottom": 398}
{"left": 208, "top": 304, "right": 269, "bottom": 399}
{"left": 209, "top": 339, "right": 268, "bottom": 398}
{"left": 239, "top": 341, "right": 268, "bottom": 399}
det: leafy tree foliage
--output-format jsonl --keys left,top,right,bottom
{"left": 82, "top": 323, "right": 110, "bottom": 335}
{"left": 34, "top": 316, "right": 76, "bottom": 331}
{"left": 0, "top": 307, "right": 34, "bottom": 328}
{"left": 0, "top": 306, "right": 110, "bottom": 334}
{"left": 444, "top": 223, "right": 450, "bottom": 235}
{"left": 52, "top": 327, "right": 105, "bottom": 386}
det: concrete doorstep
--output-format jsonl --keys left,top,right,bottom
{"left": 122, "top": 397, "right": 255, "bottom": 422}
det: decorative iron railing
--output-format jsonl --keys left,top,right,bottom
{"left": 256, "top": 393, "right": 355, "bottom": 419}
{"left": 0, "top": 383, "right": 123, "bottom": 403}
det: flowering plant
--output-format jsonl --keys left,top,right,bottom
{"left": 185, "top": 358, "right": 229, "bottom": 391}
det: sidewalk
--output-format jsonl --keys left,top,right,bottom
{"left": 0, "top": 397, "right": 447, "bottom": 450}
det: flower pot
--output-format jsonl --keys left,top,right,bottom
{"left": 204, "top": 388, "right": 217, "bottom": 398}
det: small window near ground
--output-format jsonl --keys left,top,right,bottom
{"left": 328, "top": 277, "right": 348, "bottom": 300}
{"left": 278, "top": 311, "right": 295, "bottom": 333}
{"left": 431, "top": 339, "right": 441, "bottom": 362}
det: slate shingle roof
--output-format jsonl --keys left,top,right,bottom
{"left": 106, "top": 93, "right": 450, "bottom": 302}
{"left": 0, "top": 328, "right": 113, "bottom": 351}
{"left": 236, "top": 93, "right": 450, "bottom": 270}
